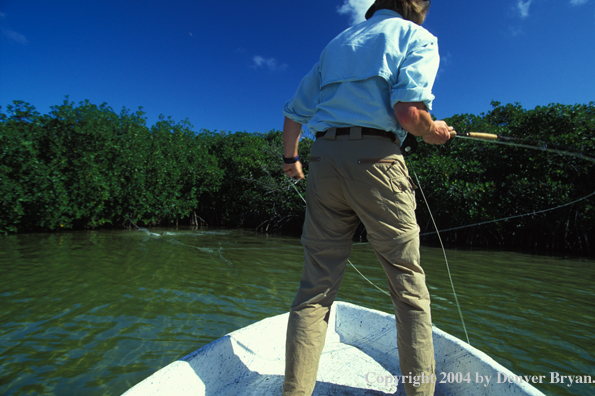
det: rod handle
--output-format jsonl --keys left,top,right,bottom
{"left": 468, "top": 132, "right": 499, "bottom": 140}
{"left": 450, "top": 131, "right": 499, "bottom": 140}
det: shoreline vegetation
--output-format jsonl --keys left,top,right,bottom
{"left": 1, "top": 99, "right": 593, "bottom": 254}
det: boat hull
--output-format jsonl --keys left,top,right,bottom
{"left": 122, "top": 301, "right": 545, "bottom": 395}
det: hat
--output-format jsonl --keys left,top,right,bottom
{"left": 365, "top": 2, "right": 377, "bottom": 20}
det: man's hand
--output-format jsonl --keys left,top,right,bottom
{"left": 394, "top": 102, "right": 454, "bottom": 145}
{"left": 423, "top": 120, "right": 454, "bottom": 145}
{"left": 283, "top": 161, "right": 304, "bottom": 180}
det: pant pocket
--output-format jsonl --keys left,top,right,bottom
{"left": 390, "top": 177, "right": 417, "bottom": 222}
{"left": 357, "top": 158, "right": 395, "bottom": 165}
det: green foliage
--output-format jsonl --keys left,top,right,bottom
{"left": 201, "top": 130, "right": 311, "bottom": 230}
{"left": 0, "top": 99, "right": 308, "bottom": 234}
{"left": 410, "top": 101, "right": 595, "bottom": 252}
{"left": 1, "top": 99, "right": 593, "bottom": 254}
{"left": 0, "top": 99, "right": 225, "bottom": 233}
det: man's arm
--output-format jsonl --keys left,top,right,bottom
{"left": 282, "top": 116, "right": 304, "bottom": 179}
{"left": 394, "top": 102, "right": 453, "bottom": 145}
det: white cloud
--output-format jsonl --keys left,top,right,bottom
{"left": 507, "top": 25, "right": 524, "bottom": 37}
{"left": 252, "top": 55, "right": 287, "bottom": 72}
{"left": 435, "top": 51, "right": 452, "bottom": 81}
{"left": 440, "top": 52, "right": 453, "bottom": 68}
{"left": 2, "top": 27, "right": 29, "bottom": 45}
{"left": 516, "top": 0, "right": 533, "bottom": 18}
{"left": 1, "top": 13, "right": 29, "bottom": 45}
{"left": 514, "top": 0, "right": 588, "bottom": 20}
{"left": 337, "top": 0, "right": 375, "bottom": 25}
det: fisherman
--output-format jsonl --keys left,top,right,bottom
{"left": 281, "top": 1, "right": 453, "bottom": 395}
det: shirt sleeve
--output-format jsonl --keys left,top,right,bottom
{"left": 283, "top": 62, "right": 321, "bottom": 124}
{"left": 390, "top": 37, "right": 439, "bottom": 111}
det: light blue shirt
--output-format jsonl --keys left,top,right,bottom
{"left": 283, "top": 9, "right": 440, "bottom": 145}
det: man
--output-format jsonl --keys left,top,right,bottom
{"left": 281, "top": 1, "right": 452, "bottom": 395}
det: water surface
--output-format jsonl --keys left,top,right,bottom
{"left": 1, "top": 228, "right": 593, "bottom": 395}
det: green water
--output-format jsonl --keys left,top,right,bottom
{"left": 1, "top": 228, "right": 593, "bottom": 396}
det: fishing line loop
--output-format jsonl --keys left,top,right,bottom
{"left": 285, "top": 178, "right": 467, "bottom": 342}
{"left": 407, "top": 160, "right": 472, "bottom": 345}
{"left": 287, "top": 179, "right": 392, "bottom": 296}
{"left": 419, "top": 133, "right": 595, "bottom": 236}
{"left": 419, "top": 189, "right": 595, "bottom": 237}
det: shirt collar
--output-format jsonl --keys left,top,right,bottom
{"left": 372, "top": 9, "right": 404, "bottom": 19}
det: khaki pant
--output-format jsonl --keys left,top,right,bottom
{"left": 283, "top": 133, "right": 435, "bottom": 396}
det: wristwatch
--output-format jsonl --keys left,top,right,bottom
{"left": 283, "top": 155, "right": 300, "bottom": 164}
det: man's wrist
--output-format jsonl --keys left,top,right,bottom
{"left": 423, "top": 121, "right": 437, "bottom": 137}
{"left": 283, "top": 155, "right": 300, "bottom": 164}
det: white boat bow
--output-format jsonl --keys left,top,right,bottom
{"left": 122, "top": 301, "right": 545, "bottom": 395}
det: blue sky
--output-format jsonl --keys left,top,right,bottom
{"left": 1, "top": 0, "right": 594, "bottom": 133}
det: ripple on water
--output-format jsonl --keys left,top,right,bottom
{"left": 1, "top": 229, "right": 594, "bottom": 396}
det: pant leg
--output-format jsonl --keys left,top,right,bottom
{"left": 371, "top": 237, "right": 435, "bottom": 396}
{"left": 340, "top": 140, "right": 435, "bottom": 396}
{"left": 282, "top": 244, "right": 352, "bottom": 396}
{"left": 283, "top": 138, "right": 360, "bottom": 396}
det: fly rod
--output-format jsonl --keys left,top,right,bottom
{"left": 451, "top": 131, "right": 595, "bottom": 163}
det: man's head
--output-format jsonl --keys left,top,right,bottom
{"left": 365, "top": 0, "right": 431, "bottom": 25}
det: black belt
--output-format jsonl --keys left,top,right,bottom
{"left": 315, "top": 127, "right": 396, "bottom": 141}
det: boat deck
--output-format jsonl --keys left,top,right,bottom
{"left": 122, "top": 301, "right": 545, "bottom": 396}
